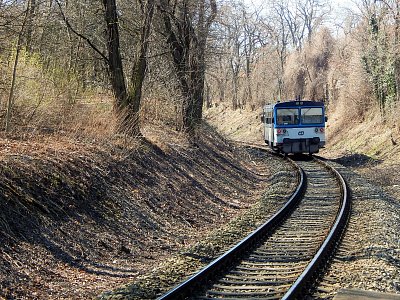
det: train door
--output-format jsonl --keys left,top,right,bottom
{"left": 263, "top": 106, "right": 274, "bottom": 146}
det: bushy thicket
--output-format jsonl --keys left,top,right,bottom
{"left": 0, "top": 0, "right": 183, "bottom": 137}
{"left": 1, "top": 0, "right": 399, "bottom": 137}
{"left": 205, "top": 0, "right": 399, "bottom": 128}
{"left": 283, "top": 27, "right": 334, "bottom": 101}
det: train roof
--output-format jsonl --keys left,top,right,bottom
{"left": 264, "top": 100, "right": 325, "bottom": 109}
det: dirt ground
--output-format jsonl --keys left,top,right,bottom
{"left": 0, "top": 125, "right": 279, "bottom": 299}
{"left": 1, "top": 104, "right": 399, "bottom": 300}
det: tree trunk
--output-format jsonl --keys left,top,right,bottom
{"left": 5, "top": 6, "right": 29, "bottom": 132}
{"left": 245, "top": 53, "right": 252, "bottom": 107}
{"left": 232, "top": 73, "right": 239, "bottom": 109}
{"left": 277, "top": 46, "right": 286, "bottom": 101}
{"left": 103, "top": 0, "right": 142, "bottom": 135}
{"left": 127, "top": 0, "right": 155, "bottom": 136}
{"left": 188, "top": 35, "right": 207, "bottom": 129}
{"left": 230, "top": 57, "right": 240, "bottom": 109}
{"left": 160, "top": 0, "right": 216, "bottom": 134}
{"left": 205, "top": 80, "right": 211, "bottom": 108}
{"left": 25, "top": 0, "right": 36, "bottom": 52}
{"left": 103, "top": 0, "right": 127, "bottom": 111}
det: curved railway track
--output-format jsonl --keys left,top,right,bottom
{"left": 159, "top": 145, "right": 350, "bottom": 300}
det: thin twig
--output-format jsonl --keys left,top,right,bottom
{"left": 54, "top": 0, "right": 109, "bottom": 63}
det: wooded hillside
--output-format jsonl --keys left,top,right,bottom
{"left": 0, "top": 0, "right": 399, "bottom": 138}
{"left": 1, "top": 1, "right": 400, "bottom": 299}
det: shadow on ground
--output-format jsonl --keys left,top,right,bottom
{"left": 0, "top": 124, "right": 271, "bottom": 299}
{"left": 329, "top": 152, "right": 383, "bottom": 168}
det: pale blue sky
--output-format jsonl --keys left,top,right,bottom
{"left": 241, "top": 0, "right": 359, "bottom": 15}
{"left": 241, "top": 0, "right": 360, "bottom": 35}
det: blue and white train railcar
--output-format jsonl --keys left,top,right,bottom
{"left": 262, "top": 100, "right": 327, "bottom": 154}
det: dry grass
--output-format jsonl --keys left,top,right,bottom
{"left": 0, "top": 50, "right": 117, "bottom": 141}
{"left": 0, "top": 121, "right": 275, "bottom": 299}
{"left": 325, "top": 106, "right": 400, "bottom": 159}
{"left": 0, "top": 51, "right": 187, "bottom": 146}
{"left": 204, "top": 104, "right": 263, "bottom": 144}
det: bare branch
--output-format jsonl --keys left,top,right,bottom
{"left": 54, "top": 0, "right": 109, "bottom": 63}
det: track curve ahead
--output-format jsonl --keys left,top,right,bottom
{"left": 158, "top": 146, "right": 350, "bottom": 300}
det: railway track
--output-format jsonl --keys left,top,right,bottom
{"left": 159, "top": 145, "right": 350, "bottom": 300}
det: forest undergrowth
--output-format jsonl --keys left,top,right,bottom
{"left": 0, "top": 116, "right": 275, "bottom": 299}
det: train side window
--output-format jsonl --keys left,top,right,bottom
{"left": 264, "top": 111, "right": 272, "bottom": 124}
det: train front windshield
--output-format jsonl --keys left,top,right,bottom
{"left": 301, "top": 107, "right": 324, "bottom": 124}
{"left": 276, "top": 109, "right": 299, "bottom": 125}
{"left": 275, "top": 107, "right": 324, "bottom": 126}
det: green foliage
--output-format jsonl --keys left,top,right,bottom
{"left": 362, "top": 15, "right": 397, "bottom": 117}
{"left": 0, "top": 46, "right": 103, "bottom": 132}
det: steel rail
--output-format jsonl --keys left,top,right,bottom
{"left": 158, "top": 150, "right": 305, "bottom": 300}
{"left": 235, "top": 144, "right": 351, "bottom": 299}
{"left": 158, "top": 144, "right": 350, "bottom": 300}
{"left": 281, "top": 157, "right": 350, "bottom": 299}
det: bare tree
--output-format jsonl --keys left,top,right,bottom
{"left": 102, "top": 0, "right": 127, "bottom": 113}
{"left": 206, "top": 1, "right": 269, "bottom": 110}
{"left": 103, "top": 0, "right": 156, "bottom": 135}
{"left": 242, "top": 5, "right": 269, "bottom": 108}
{"left": 270, "top": 0, "right": 290, "bottom": 100}
{"left": 298, "top": 0, "right": 331, "bottom": 43}
{"left": 129, "top": 0, "right": 155, "bottom": 126}
{"left": 3, "top": 1, "right": 30, "bottom": 132}
{"left": 207, "top": 18, "right": 231, "bottom": 105}
{"left": 55, "top": 0, "right": 155, "bottom": 136}
{"left": 159, "top": 0, "right": 217, "bottom": 134}
{"left": 228, "top": 7, "right": 244, "bottom": 109}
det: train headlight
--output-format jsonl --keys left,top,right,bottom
{"left": 320, "top": 128, "right": 325, "bottom": 133}
{"left": 314, "top": 128, "right": 319, "bottom": 133}
{"left": 277, "top": 129, "right": 287, "bottom": 135}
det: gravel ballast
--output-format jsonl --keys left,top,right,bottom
{"left": 312, "top": 160, "right": 400, "bottom": 299}
{"left": 100, "top": 149, "right": 298, "bottom": 299}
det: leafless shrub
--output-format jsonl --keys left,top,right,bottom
{"left": 0, "top": 50, "right": 123, "bottom": 143}
{"left": 250, "top": 47, "right": 282, "bottom": 105}
{"left": 283, "top": 27, "right": 334, "bottom": 101}
{"left": 327, "top": 27, "right": 374, "bottom": 124}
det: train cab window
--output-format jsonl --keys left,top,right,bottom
{"left": 301, "top": 107, "right": 324, "bottom": 124}
{"left": 276, "top": 108, "right": 299, "bottom": 125}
